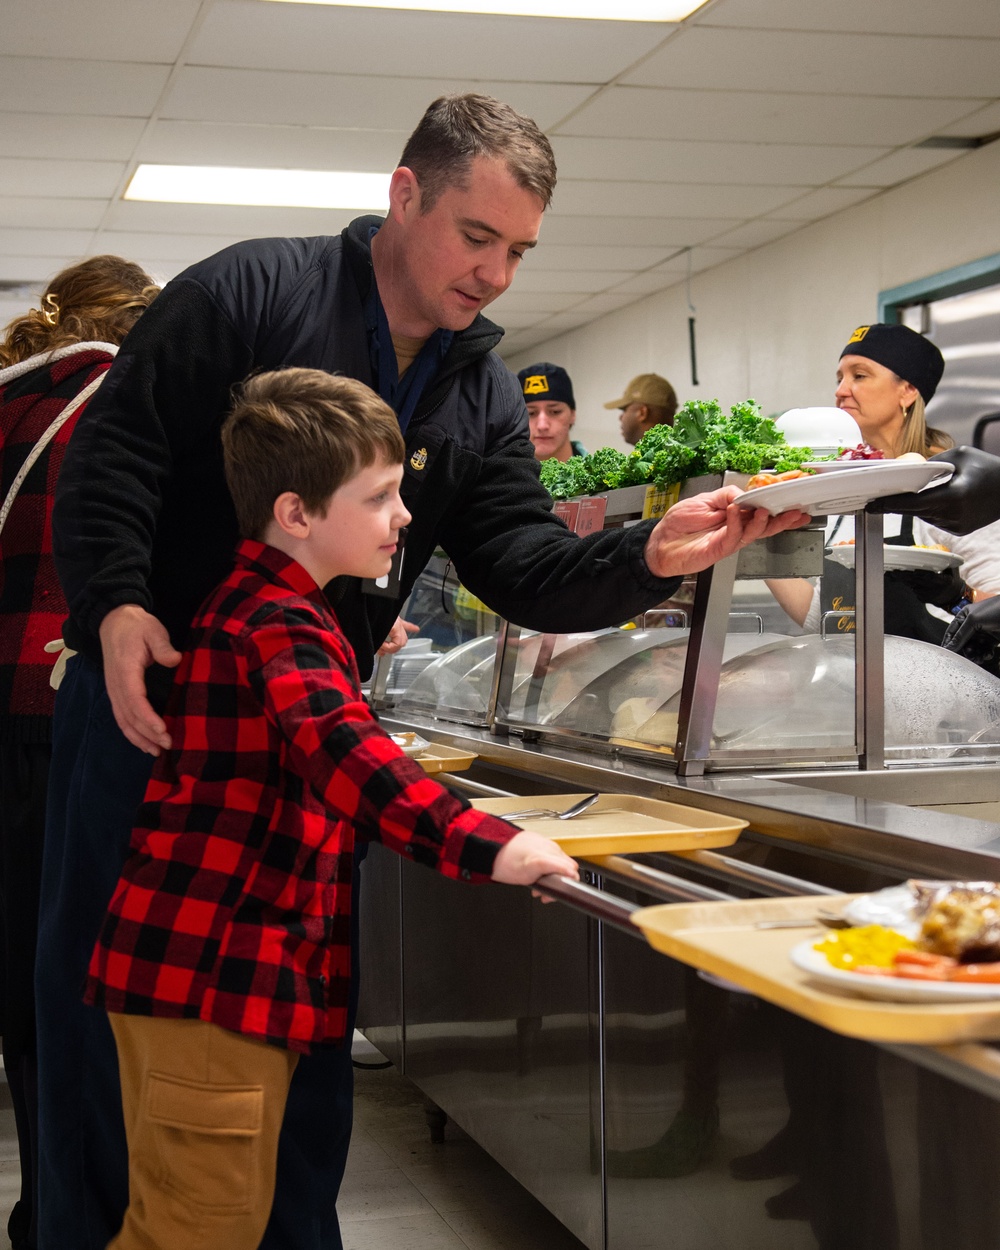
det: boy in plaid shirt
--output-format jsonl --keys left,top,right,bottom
{"left": 85, "top": 368, "right": 578, "bottom": 1250}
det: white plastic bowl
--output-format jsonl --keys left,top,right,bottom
{"left": 776, "top": 407, "right": 862, "bottom": 454}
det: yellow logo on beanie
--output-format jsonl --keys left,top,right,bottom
{"left": 409, "top": 447, "right": 428, "bottom": 471}
{"left": 523, "top": 374, "right": 549, "bottom": 396}
{"left": 847, "top": 325, "right": 870, "bottom": 344}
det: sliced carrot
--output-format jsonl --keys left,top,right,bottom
{"left": 950, "top": 963, "right": 1000, "bottom": 983}
{"left": 894, "top": 950, "right": 957, "bottom": 969}
{"left": 894, "top": 963, "right": 952, "bottom": 981}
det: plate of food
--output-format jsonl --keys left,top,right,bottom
{"left": 734, "top": 461, "right": 954, "bottom": 517}
{"left": 790, "top": 881, "right": 1000, "bottom": 1002}
{"left": 826, "top": 543, "right": 961, "bottom": 572}
{"left": 790, "top": 940, "right": 1000, "bottom": 1003}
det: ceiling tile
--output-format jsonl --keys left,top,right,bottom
{"left": 0, "top": 197, "right": 108, "bottom": 230}
{"left": 525, "top": 243, "right": 676, "bottom": 271}
{"left": 102, "top": 199, "right": 361, "bottom": 237}
{"left": 0, "top": 157, "right": 125, "bottom": 199}
{"left": 651, "top": 245, "right": 745, "bottom": 274}
{"left": 834, "top": 146, "right": 965, "bottom": 188}
{"left": 2, "top": 0, "right": 200, "bottom": 61}
{"left": 162, "top": 67, "right": 593, "bottom": 132}
{"left": 554, "top": 180, "right": 808, "bottom": 218}
{"left": 703, "top": 219, "right": 802, "bottom": 248}
{"left": 936, "top": 101, "right": 1000, "bottom": 138}
{"left": 0, "top": 113, "right": 145, "bottom": 161}
{"left": 190, "top": 1, "right": 668, "bottom": 84}
{"left": 139, "top": 121, "right": 409, "bottom": 171}
{"left": 569, "top": 291, "right": 651, "bottom": 315}
{"left": 0, "top": 255, "right": 79, "bottom": 282}
{"left": 0, "top": 228, "right": 95, "bottom": 257}
{"left": 765, "top": 186, "right": 880, "bottom": 220}
{"left": 0, "top": 57, "right": 170, "bottom": 117}
{"left": 511, "top": 269, "right": 632, "bottom": 294}
{"left": 551, "top": 134, "right": 888, "bottom": 187}
{"left": 493, "top": 310, "right": 552, "bottom": 330}
{"left": 607, "top": 269, "right": 687, "bottom": 296}
{"left": 92, "top": 231, "right": 253, "bottom": 262}
{"left": 541, "top": 214, "right": 741, "bottom": 248}
{"left": 697, "top": 0, "right": 1000, "bottom": 39}
{"left": 558, "top": 85, "right": 986, "bottom": 148}
{"left": 530, "top": 311, "right": 594, "bottom": 335}
{"left": 625, "top": 27, "right": 1000, "bottom": 98}
{"left": 489, "top": 290, "right": 586, "bottom": 314}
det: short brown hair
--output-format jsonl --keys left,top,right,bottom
{"left": 221, "top": 369, "right": 405, "bottom": 540}
{"left": 399, "top": 93, "right": 556, "bottom": 212}
{"left": 0, "top": 254, "right": 159, "bottom": 368}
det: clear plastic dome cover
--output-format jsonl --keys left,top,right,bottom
{"left": 398, "top": 627, "right": 1000, "bottom": 758}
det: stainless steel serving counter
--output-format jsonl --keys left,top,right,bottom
{"left": 357, "top": 715, "right": 1000, "bottom": 1250}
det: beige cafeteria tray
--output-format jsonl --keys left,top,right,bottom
{"left": 413, "top": 742, "right": 477, "bottom": 774}
{"left": 632, "top": 894, "right": 1000, "bottom": 1044}
{"left": 470, "top": 793, "right": 747, "bottom": 857}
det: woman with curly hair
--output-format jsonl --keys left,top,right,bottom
{"left": 0, "top": 255, "right": 158, "bottom": 1250}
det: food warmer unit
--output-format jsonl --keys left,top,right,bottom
{"left": 357, "top": 489, "right": 1000, "bottom": 1250}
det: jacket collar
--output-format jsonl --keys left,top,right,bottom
{"left": 234, "top": 539, "right": 329, "bottom": 606}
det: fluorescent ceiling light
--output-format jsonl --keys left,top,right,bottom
{"left": 263, "top": 0, "right": 707, "bottom": 19}
{"left": 125, "top": 164, "right": 391, "bottom": 209}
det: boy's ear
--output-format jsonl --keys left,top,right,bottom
{"left": 272, "top": 492, "right": 311, "bottom": 539}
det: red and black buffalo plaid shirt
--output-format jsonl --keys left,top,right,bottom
{"left": 0, "top": 345, "right": 113, "bottom": 743}
{"left": 86, "top": 540, "right": 516, "bottom": 1052}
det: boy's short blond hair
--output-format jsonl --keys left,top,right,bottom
{"left": 222, "top": 369, "right": 405, "bottom": 539}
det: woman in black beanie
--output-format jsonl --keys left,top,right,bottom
{"left": 771, "top": 323, "right": 1000, "bottom": 643}
{"left": 835, "top": 322, "right": 951, "bottom": 458}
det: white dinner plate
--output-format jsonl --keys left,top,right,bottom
{"left": 826, "top": 545, "right": 961, "bottom": 573}
{"left": 790, "top": 939, "right": 1000, "bottom": 1002}
{"left": 734, "top": 462, "right": 954, "bottom": 517}
{"left": 805, "top": 459, "right": 890, "bottom": 473}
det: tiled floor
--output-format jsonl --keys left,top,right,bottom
{"left": 0, "top": 1078, "right": 21, "bottom": 1244}
{"left": 342, "top": 1039, "right": 586, "bottom": 1250}
{"left": 0, "top": 1039, "right": 586, "bottom": 1250}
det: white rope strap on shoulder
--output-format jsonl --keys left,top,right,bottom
{"left": 0, "top": 371, "right": 105, "bottom": 689}
{"left": 0, "top": 372, "right": 105, "bottom": 538}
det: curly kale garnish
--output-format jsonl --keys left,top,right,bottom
{"left": 538, "top": 398, "right": 812, "bottom": 498}
{"left": 581, "top": 446, "right": 630, "bottom": 491}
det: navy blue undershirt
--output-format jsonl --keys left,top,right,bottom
{"left": 366, "top": 226, "right": 453, "bottom": 433}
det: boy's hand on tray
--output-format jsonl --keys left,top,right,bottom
{"left": 643, "top": 486, "right": 810, "bottom": 579}
{"left": 491, "top": 831, "right": 579, "bottom": 901}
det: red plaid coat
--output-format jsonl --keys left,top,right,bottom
{"left": 0, "top": 345, "right": 114, "bottom": 742}
{"left": 86, "top": 541, "right": 516, "bottom": 1052}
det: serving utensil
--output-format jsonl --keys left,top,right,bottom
{"left": 503, "top": 793, "right": 601, "bottom": 822}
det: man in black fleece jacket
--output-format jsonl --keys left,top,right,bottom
{"left": 38, "top": 94, "right": 806, "bottom": 1250}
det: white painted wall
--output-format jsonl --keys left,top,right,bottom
{"left": 505, "top": 140, "right": 1000, "bottom": 457}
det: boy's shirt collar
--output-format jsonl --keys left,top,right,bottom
{"left": 234, "top": 538, "right": 329, "bottom": 605}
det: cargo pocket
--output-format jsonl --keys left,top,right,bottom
{"left": 147, "top": 1071, "right": 264, "bottom": 1213}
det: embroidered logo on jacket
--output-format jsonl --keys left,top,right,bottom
{"left": 522, "top": 374, "right": 550, "bottom": 395}
{"left": 410, "top": 447, "right": 428, "bottom": 471}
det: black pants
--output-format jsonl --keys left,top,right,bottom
{"left": 35, "top": 655, "right": 357, "bottom": 1250}
{"left": 0, "top": 740, "right": 50, "bottom": 1250}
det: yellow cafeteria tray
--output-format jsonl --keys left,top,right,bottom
{"left": 632, "top": 894, "right": 1000, "bottom": 1044}
{"left": 470, "top": 793, "right": 747, "bottom": 856}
